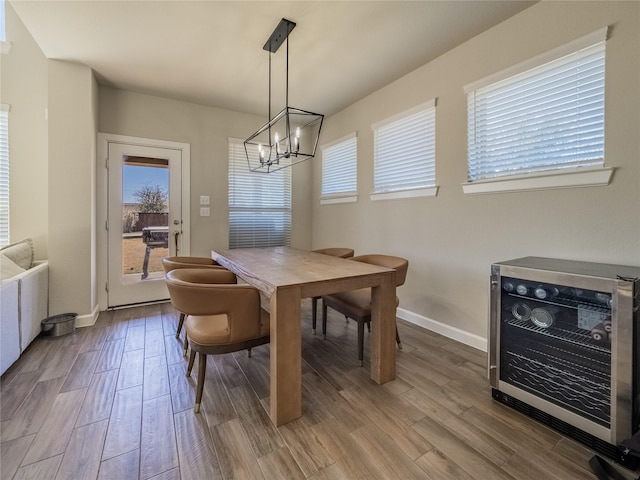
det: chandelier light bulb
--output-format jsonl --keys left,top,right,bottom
{"left": 274, "top": 132, "right": 280, "bottom": 155}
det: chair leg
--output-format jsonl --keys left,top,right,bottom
{"left": 247, "top": 347, "right": 252, "bottom": 358}
{"left": 357, "top": 320, "right": 365, "bottom": 367}
{"left": 176, "top": 312, "right": 185, "bottom": 338}
{"left": 194, "top": 352, "right": 207, "bottom": 414}
{"left": 312, "top": 297, "right": 318, "bottom": 334}
{"left": 183, "top": 338, "right": 189, "bottom": 358}
{"left": 322, "top": 301, "right": 328, "bottom": 340}
{"left": 186, "top": 349, "right": 196, "bottom": 376}
{"left": 396, "top": 325, "right": 403, "bottom": 350}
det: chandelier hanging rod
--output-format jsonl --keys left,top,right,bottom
{"left": 265, "top": 19, "right": 295, "bottom": 128}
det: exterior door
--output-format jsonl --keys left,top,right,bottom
{"left": 106, "top": 142, "right": 183, "bottom": 307}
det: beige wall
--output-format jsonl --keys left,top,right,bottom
{"left": 48, "top": 60, "right": 98, "bottom": 318}
{"left": 1, "top": 3, "right": 48, "bottom": 258}
{"left": 98, "top": 87, "right": 313, "bottom": 256}
{"left": 313, "top": 1, "right": 640, "bottom": 345}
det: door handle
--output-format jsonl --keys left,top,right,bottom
{"left": 173, "top": 230, "right": 180, "bottom": 254}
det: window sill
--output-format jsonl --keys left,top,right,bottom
{"left": 462, "top": 167, "right": 614, "bottom": 195}
{"left": 1, "top": 41, "right": 12, "bottom": 54}
{"left": 320, "top": 194, "right": 358, "bottom": 205}
{"left": 370, "top": 186, "right": 438, "bottom": 201}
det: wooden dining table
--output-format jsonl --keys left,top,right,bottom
{"left": 211, "top": 246, "right": 398, "bottom": 426}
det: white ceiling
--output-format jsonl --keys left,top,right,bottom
{"left": 10, "top": 1, "right": 536, "bottom": 117}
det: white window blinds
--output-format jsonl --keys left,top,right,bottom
{"left": 0, "top": 105, "right": 9, "bottom": 247}
{"left": 372, "top": 100, "right": 436, "bottom": 194}
{"left": 466, "top": 32, "right": 606, "bottom": 182}
{"left": 228, "top": 138, "right": 291, "bottom": 249}
{"left": 0, "top": 0, "right": 5, "bottom": 42}
{"left": 321, "top": 134, "right": 357, "bottom": 198}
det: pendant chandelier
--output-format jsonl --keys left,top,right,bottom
{"left": 244, "top": 18, "right": 324, "bottom": 173}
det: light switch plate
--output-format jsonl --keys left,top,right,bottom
{"left": 200, "top": 207, "right": 210, "bottom": 217}
{"left": 200, "top": 195, "right": 210, "bottom": 205}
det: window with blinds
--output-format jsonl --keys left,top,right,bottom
{"left": 0, "top": 105, "right": 9, "bottom": 247}
{"left": 466, "top": 32, "right": 606, "bottom": 183}
{"left": 0, "top": 0, "right": 5, "bottom": 41}
{"left": 228, "top": 138, "right": 291, "bottom": 249}
{"left": 372, "top": 100, "right": 436, "bottom": 197}
{"left": 321, "top": 134, "right": 357, "bottom": 202}
{"left": 0, "top": 0, "right": 10, "bottom": 55}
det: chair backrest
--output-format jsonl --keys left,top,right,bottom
{"left": 351, "top": 254, "right": 409, "bottom": 287}
{"left": 313, "top": 248, "right": 355, "bottom": 258}
{"left": 162, "top": 256, "right": 220, "bottom": 273}
{"left": 167, "top": 267, "right": 236, "bottom": 285}
{"left": 165, "top": 268, "right": 265, "bottom": 341}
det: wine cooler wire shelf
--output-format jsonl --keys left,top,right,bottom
{"left": 506, "top": 317, "right": 611, "bottom": 354}
{"left": 504, "top": 337, "right": 610, "bottom": 385}
{"left": 505, "top": 350, "right": 610, "bottom": 400}
{"left": 507, "top": 292, "right": 611, "bottom": 316}
{"left": 504, "top": 353, "right": 610, "bottom": 426}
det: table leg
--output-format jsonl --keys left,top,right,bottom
{"left": 269, "top": 287, "right": 302, "bottom": 426}
{"left": 370, "top": 273, "right": 396, "bottom": 384}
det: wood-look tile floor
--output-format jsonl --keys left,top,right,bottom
{"left": 1, "top": 301, "right": 636, "bottom": 479}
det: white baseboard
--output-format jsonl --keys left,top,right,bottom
{"left": 72, "top": 303, "right": 487, "bottom": 352}
{"left": 397, "top": 307, "right": 487, "bottom": 352}
{"left": 75, "top": 304, "right": 100, "bottom": 328}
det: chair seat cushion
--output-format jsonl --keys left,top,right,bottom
{"left": 323, "top": 288, "right": 399, "bottom": 321}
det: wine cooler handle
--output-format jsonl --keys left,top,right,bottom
{"left": 488, "top": 273, "right": 500, "bottom": 387}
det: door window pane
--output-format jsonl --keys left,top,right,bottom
{"left": 121, "top": 156, "right": 169, "bottom": 282}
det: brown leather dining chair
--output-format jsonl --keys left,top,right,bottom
{"left": 311, "top": 248, "right": 355, "bottom": 334}
{"left": 321, "top": 254, "right": 408, "bottom": 366}
{"left": 165, "top": 268, "right": 270, "bottom": 413}
{"left": 162, "top": 256, "right": 228, "bottom": 340}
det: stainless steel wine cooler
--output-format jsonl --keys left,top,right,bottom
{"left": 489, "top": 257, "right": 640, "bottom": 467}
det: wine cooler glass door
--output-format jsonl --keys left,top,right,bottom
{"left": 499, "top": 276, "right": 612, "bottom": 428}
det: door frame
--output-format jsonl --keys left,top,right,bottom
{"left": 97, "top": 133, "right": 191, "bottom": 310}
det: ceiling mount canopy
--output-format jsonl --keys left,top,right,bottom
{"left": 244, "top": 18, "right": 324, "bottom": 173}
{"left": 263, "top": 17, "right": 296, "bottom": 53}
